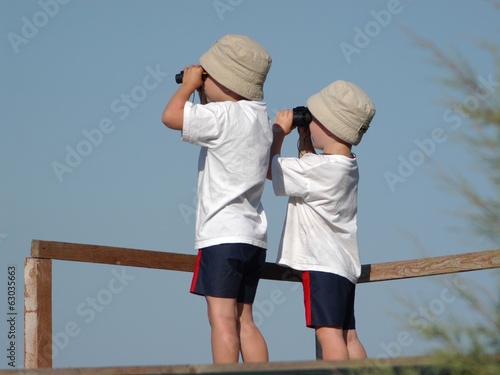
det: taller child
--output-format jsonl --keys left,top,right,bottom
{"left": 162, "top": 34, "right": 272, "bottom": 364}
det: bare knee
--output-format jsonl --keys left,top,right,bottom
{"left": 316, "top": 326, "right": 349, "bottom": 361}
{"left": 237, "top": 304, "right": 258, "bottom": 335}
{"left": 345, "top": 329, "right": 359, "bottom": 343}
{"left": 345, "top": 329, "right": 367, "bottom": 359}
{"left": 206, "top": 297, "right": 237, "bottom": 329}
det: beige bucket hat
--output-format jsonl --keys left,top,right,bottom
{"left": 199, "top": 34, "right": 272, "bottom": 101}
{"left": 307, "top": 80, "right": 375, "bottom": 145}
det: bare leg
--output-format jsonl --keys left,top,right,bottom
{"left": 237, "top": 303, "right": 268, "bottom": 362}
{"left": 345, "top": 329, "right": 367, "bottom": 359}
{"left": 316, "top": 326, "right": 349, "bottom": 360}
{"left": 206, "top": 296, "right": 240, "bottom": 364}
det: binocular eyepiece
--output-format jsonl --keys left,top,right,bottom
{"left": 292, "top": 106, "right": 312, "bottom": 127}
{"left": 175, "top": 70, "right": 208, "bottom": 84}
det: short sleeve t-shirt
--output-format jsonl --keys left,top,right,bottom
{"left": 271, "top": 153, "right": 361, "bottom": 283}
{"left": 182, "top": 100, "right": 272, "bottom": 250}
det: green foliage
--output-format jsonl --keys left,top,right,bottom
{"left": 397, "top": 3, "right": 500, "bottom": 373}
{"left": 404, "top": 20, "right": 500, "bottom": 243}
{"left": 415, "top": 275, "right": 500, "bottom": 374}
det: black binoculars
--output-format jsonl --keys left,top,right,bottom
{"left": 175, "top": 70, "right": 208, "bottom": 84}
{"left": 292, "top": 106, "right": 313, "bottom": 127}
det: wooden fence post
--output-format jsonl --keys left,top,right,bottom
{"left": 24, "top": 257, "right": 52, "bottom": 368}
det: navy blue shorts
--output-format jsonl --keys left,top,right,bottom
{"left": 302, "top": 270, "right": 356, "bottom": 329}
{"left": 190, "top": 243, "right": 266, "bottom": 303}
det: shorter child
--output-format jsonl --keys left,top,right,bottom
{"left": 267, "top": 80, "right": 375, "bottom": 360}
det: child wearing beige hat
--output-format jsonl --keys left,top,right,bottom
{"left": 162, "top": 34, "right": 272, "bottom": 364}
{"left": 268, "top": 80, "right": 375, "bottom": 360}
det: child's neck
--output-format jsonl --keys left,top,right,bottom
{"left": 323, "top": 142, "right": 352, "bottom": 158}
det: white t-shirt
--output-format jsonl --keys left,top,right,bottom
{"left": 271, "top": 153, "right": 361, "bottom": 283}
{"left": 182, "top": 100, "right": 272, "bottom": 250}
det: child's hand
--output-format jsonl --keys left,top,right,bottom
{"left": 272, "top": 110, "right": 294, "bottom": 135}
{"left": 162, "top": 65, "right": 204, "bottom": 130}
{"left": 181, "top": 65, "right": 205, "bottom": 91}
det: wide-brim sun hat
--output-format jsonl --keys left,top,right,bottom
{"left": 199, "top": 34, "right": 272, "bottom": 101}
{"left": 307, "top": 80, "right": 376, "bottom": 146}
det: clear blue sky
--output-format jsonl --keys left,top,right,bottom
{"left": 1, "top": 0, "right": 498, "bottom": 369}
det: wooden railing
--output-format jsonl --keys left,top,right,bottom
{"left": 24, "top": 239, "right": 500, "bottom": 369}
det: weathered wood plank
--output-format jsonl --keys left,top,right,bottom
{"left": 0, "top": 355, "right": 483, "bottom": 375}
{"left": 31, "top": 240, "right": 195, "bottom": 272}
{"left": 358, "top": 248, "right": 500, "bottom": 283}
{"left": 31, "top": 240, "right": 500, "bottom": 283}
{"left": 24, "top": 258, "right": 52, "bottom": 369}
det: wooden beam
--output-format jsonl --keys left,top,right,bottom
{"left": 24, "top": 258, "right": 52, "bottom": 368}
{"left": 358, "top": 248, "right": 500, "bottom": 283}
{"left": 0, "top": 355, "right": 487, "bottom": 375}
{"left": 31, "top": 240, "right": 500, "bottom": 283}
{"left": 31, "top": 240, "right": 195, "bottom": 272}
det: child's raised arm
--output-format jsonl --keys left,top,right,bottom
{"left": 267, "top": 110, "right": 316, "bottom": 180}
{"left": 162, "top": 65, "right": 204, "bottom": 131}
{"left": 267, "top": 110, "right": 293, "bottom": 180}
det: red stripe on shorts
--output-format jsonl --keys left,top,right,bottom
{"left": 302, "top": 271, "right": 312, "bottom": 327}
{"left": 190, "top": 249, "right": 202, "bottom": 293}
